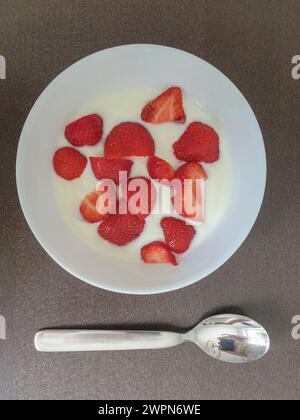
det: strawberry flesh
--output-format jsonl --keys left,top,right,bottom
{"left": 80, "top": 190, "right": 112, "bottom": 223}
{"left": 53, "top": 147, "right": 87, "bottom": 180}
{"left": 141, "top": 241, "right": 178, "bottom": 265}
{"left": 173, "top": 122, "right": 219, "bottom": 163}
{"left": 141, "top": 87, "right": 186, "bottom": 124}
{"left": 160, "top": 217, "right": 196, "bottom": 253}
{"left": 172, "top": 182, "right": 204, "bottom": 222}
{"left": 90, "top": 157, "right": 133, "bottom": 184}
{"left": 105, "top": 122, "right": 155, "bottom": 159}
{"left": 98, "top": 214, "right": 145, "bottom": 246}
{"left": 122, "top": 177, "right": 156, "bottom": 220}
{"left": 65, "top": 114, "right": 103, "bottom": 147}
{"left": 174, "top": 161, "right": 207, "bottom": 182}
{"left": 147, "top": 156, "right": 175, "bottom": 182}
{"left": 172, "top": 162, "right": 206, "bottom": 222}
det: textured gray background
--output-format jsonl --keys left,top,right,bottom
{"left": 0, "top": 0, "right": 300, "bottom": 400}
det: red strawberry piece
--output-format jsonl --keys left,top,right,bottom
{"left": 172, "top": 162, "right": 206, "bottom": 222}
{"left": 173, "top": 122, "right": 219, "bottom": 163}
{"left": 65, "top": 114, "right": 103, "bottom": 147}
{"left": 80, "top": 189, "right": 114, "bottom": 223}
{"left": 98, "top": 214, "right": 145, "bottom": 246}
{"left": 174, "top": 161, "right": 207, "bottom": 182}
{"left": 141, "top": 87, "right": 186, "bottom": 124}
{"left": 122, "top": 177, "right": 156, "bottom": 219}
{"left": 160, "top": 217, "right": 196, "bottom": 253}
{"left": 141, "top": 241, "right": 177, "bottom": 265}
{"left": 53, "top": 147, "right": 87, "bottom": 180}
{"left": 105, "top": 122, "right": 155, "bottom": 159}
{"left": 172, "top": 182, "right": 204, "bottom": 222}
{"left": 147, "top": 156, "right": 175, "bottom": 182}
{"left": 90, "top": 157, "right": 133, "bottom": 184}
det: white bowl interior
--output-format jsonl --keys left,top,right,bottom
{"left": 16, "top": 44, "right": 266, "bottom": 294}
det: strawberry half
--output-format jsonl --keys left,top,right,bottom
{"left": 174, "top": 162, "right": 207, "bottom": 183}
{"left": 173, "top": 122, "right": 219, "bottom": 163}
{"left": 160, "top": 217, "right": 196, "bottom": 254}
{"left": 53, "top": 147, "right": 87, "bottom": 180}
{"left": 65, "top": 114, "right": 103, "bottom": 147}
{"left": 172, "top": 162, "right": 206, "bottom": 222}
{"left": 98, "top": 214, "right": 145, "bottom": 246}
{"left": 105, "top": 122, "right": 155, "bottom": 159}
{"left": 80, "top": 189, "right": 115, "bottom": 223}
{"left": 90, "top": 157, "right": 133, "bottom": 184}
{"left": 147, "top": 156, "right": 175, "bottom": 182}
{"left": 172, "top": 182, "right": 204, "bottom": 222}
{"left": 122, "top": 177, "right": 156, "bottom": 220}
{"left": 141, "top": 241, "right": 177, "bottom": 265}
{"left": 141, "top": 87, "right": 186, "bottom": 124}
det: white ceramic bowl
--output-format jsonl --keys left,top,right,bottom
{"left": 16, "top": 44, "right": 266, "bottom": 295}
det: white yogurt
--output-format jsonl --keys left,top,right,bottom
{"left": 53, "top": 87, "right": 232, "bottom": 263}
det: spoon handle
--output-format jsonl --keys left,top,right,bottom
{"left": 35, "top": 329, "right": 183, "bottom": 352}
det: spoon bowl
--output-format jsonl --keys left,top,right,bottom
{"left": 185, "top": 314, "right": 270, "bottom": 363}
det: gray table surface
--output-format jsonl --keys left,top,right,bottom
{"left": 0, "top": 0, "right": 299, "bottom": 400}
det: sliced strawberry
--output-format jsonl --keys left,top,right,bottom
{"left": 80, "top": 189, "right": 114, "bottom": 223}
{"left": 105, "top": 122, "right": 155, "bottom": 159}
{"left": 147, "top": 156, "right": 175, "bottom": 182}
{"left": 90, "top": 157, "right": 133, "bottom": 184}
{"left": 122, "top": 177, "right": 156, "bottom": 219}
{"left": 174, "top": 162, "right": 207, "bottom": 183}
{"left": 160, "top": 217, "right": 196, "bottom": 254}
{"left": 173, "top": 122, "right": 219, "bottom": 163}
{"left": 53, "top": 147, "right": 87, "bottom": 180}
{"left": 172, "top": 181, "right": 204, "bottom": 222}
{"left": 141, "top": 241, "right": 177, "bottom": 265}
{"left": 141, "top": 87, "right": 186, "bottom": 124}
{"left": 98, "top": 214, "right": 145, "bottom": 246}
{"left": 65, "top": 114, "right": 103, "bottom": 147}
{"left": 172, "top": 162, "right": 206, "bottom": 222}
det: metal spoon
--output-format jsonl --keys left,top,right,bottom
{"left": 35, "top": 314, "right": 270, "bottom": 363}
